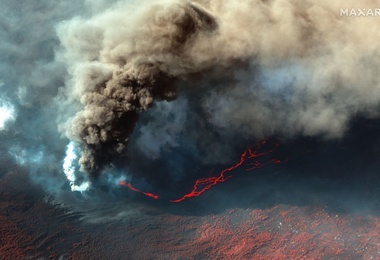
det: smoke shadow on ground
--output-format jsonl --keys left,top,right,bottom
{"left": 146, "top": 117, "right": 380, "bottom": 217}
{"left": 1, "top": 116, "right": 380, "bottom": 258}
{"left": 2, "top": 125, "right": 379, "bottom": 258}
{"left": 2, "top": 118, "right": 380, "bottom": 221}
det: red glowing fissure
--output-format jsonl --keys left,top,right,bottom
{"left": 171, "top": 141, "right": 282, "bottom": 203}
{"left": 120, "top": 141, "right": 284, "bottom": 202}
{"left": 119, "top": 181, "right": 159, "bottom": 200}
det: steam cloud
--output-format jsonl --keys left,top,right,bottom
{"left": 2, "top": 0, "right": 380, "bottom": 192}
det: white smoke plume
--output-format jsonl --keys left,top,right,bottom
{"left": 63, "top": 142, "right": 90, "bottom": 192}
{"left": 0, "top": 101, "right": 15, "bottom": 131}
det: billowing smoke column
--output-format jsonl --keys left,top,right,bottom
{"left": 58, "top": 0, "right": 380, "bottom": 187}
{"left": 0, "top": 0, "right": 380, "bottom": 200}
{"left": 58, "top": 1, "right": 217, "bottom": 178}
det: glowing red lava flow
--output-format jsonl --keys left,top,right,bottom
{"left": 170, "top": 141, "right": 283, "bottom": 203}
{"left": 119, "top": 181, "right": 159, "bottom": 200}
{"left": 119, "top": 141, "right": 284, "bottom": 202}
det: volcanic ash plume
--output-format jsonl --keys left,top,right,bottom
{"left": 58, "top": 0, "right": 380, "bottom": 181}
{"left": 58, "top": 1, "right": 217, "bottom": 176}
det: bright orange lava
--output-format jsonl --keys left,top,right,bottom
{"left": 119, "top": 181, "right": 159, "bottom": 200}
{"left": 170, "top": 141, "right": 283, "bottom": 203}
{"left": 120, "top": 141, "right": 284, "bottom": 202}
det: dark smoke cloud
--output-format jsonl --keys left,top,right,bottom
{"left": 57, "top": 0, "right": 380, "bottom": 184}
{"left": 2, "top": 0, "right": 380, "bottom": 195}
{"left": 57, "top": 1, "right": 217, "bottom": 176}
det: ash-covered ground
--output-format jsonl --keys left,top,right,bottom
{"left": 1, "top": 118, "right": 380, "bottom": 259}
